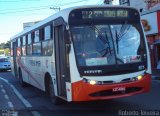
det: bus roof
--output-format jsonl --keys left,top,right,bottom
{"left": 10, "top": 5, "right": 138, "bottom": 41}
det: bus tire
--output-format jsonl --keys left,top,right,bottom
{"left": 49, "top": 77, "right": 61, "bottom": 105}
{"left": 18, "top": 69, "right": 27, "bottom": 87}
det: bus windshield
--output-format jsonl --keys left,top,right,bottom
{"left": 71, "top": 23, "right": 146, "bottom": 67}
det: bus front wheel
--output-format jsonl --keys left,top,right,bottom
{"left": 49, "top": 77, "right": 61, "bottom": 105}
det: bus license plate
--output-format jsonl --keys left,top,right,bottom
{"left": 112, "top": 87, "right": 126, "bottom": 92}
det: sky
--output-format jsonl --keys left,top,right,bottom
{"left": 0, "top": 0, "right": 119, "bottom": 44}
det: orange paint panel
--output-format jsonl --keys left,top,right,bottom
{"left": 72, "top": 74, "right": 151, "bottom": 101}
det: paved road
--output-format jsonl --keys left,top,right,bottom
{"left": 0, "top": 71, "right": 160, "bottom": 116}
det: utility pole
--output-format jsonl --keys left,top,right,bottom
{"left": 50, "top": 7, "right": 60, "bottom": 11}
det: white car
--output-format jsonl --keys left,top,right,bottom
{"left": 0, "top": 57, "right": 11, "bottom": 71}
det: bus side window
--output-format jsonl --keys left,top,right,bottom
{"left": 26, "top": 33, "right": 32, "bottom": 55}
{"left": 10, "top": 41, "right": 13, "bottom": 56}
{"left": 33, "top": 30, "right": 41, "bottom": 56}
{"left": 17, "top": 37, "right": 22, "bottom": 56}
{"left": 42, "top": 25, "right": 53, "bottom": 56}
{"left": 45, "top": 25, "right": 51, "bottom": 40}
{"left": 22, "top": 35, "right": 26, "bottom": 56}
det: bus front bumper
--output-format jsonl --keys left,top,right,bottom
{"left": 71, "top": 74, "right": 151, "bottom": 101}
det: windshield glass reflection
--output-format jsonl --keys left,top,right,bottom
{"left": 71, "top": 23, "right": 145, "bottom": 67}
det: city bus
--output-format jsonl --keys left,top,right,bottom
{"left": 10, "top": 5, "right": 151, "bottom": 104}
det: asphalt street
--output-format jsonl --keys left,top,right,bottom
{"left": 0, "top": 71, "right": 160, "bottom": 116}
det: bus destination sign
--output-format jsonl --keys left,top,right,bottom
{"left": 82, "top": 10, "right": 128, "bottom": 19}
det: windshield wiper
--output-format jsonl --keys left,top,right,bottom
{"left": 115, "top": 21, "right": 130, "bottom": 54}
{"left": 88, "top": 24, "right": 107, "bottom": 43}
{"left": 118, "top": 22, "right": 130, "bottom": 40}
{"left": 100, "top": 30, "right": 112, "bottom": 57}
{"left": 87, "top": 24, "right": 112, "bottom": 57}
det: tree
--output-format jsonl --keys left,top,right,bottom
{"left": 0, "top": 41, "right": 11, "bottom": 56}
{"left": 0, "top": 40, "right": 10, "bottom": 49}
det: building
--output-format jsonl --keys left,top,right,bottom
{"left": 23, "top": 21, "right": 40, "bottom": 30}
{"left": 119, "top": 0, "right": 160, "bottom": 11}
{"left": 119, "top": 0, "right": 160, "bottom": 69}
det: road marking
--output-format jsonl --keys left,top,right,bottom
{"left": 0, "top": 77, "right": 42, "bottom": 116}
{"left": 8, "top": 102, "right": 14, "bottom": 108}
{"left": 0, "top": 84, "right": 14, "bottom": 109}
{"left": 4, "top": 94, "right": 9, "bottom": 100}
{"left": 31, "top": 111, "right": 42, "bottom": 116}
{"left": 0, "top": 77, "right": 32, "bottom": 107}
{"left": 1, "top": 89, "right": 6, "bottom": 94}
{"left": 10, "top": 84, "right": 32, "bottom": 108}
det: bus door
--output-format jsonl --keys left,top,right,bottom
{"left": 54, "top": 19, "right": 67, "bottom": 98}
{"left": 12, "top": 41, "right": 18, "bottom": 77}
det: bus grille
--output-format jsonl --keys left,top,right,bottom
{"left": 89, "top": 87, "right": 142, "bottom": 97}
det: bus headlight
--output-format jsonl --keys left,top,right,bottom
{"left": 83, "top": 78, "right": 98, "bottom": 85}
{"left": 89, "top": 80, "right": 97, "bottom": 85}
{"left": 137, "top": 75, "right": 143, "bottom": 80}
{"left": 131, "top": 74, "right": 144, "bottom": 81}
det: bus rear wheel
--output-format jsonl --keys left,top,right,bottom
{"left": 49, "top": 77, "right": 61, "bottom": 105}
{"left": 18, "top": 69, "right": 27, "bottom": 87}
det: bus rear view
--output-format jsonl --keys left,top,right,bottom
{"left": 68, "top": 6, "right": 151, "bottom": 101}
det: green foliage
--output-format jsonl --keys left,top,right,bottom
{"left": 0, "top": 41, "right": 11, "bottom": 56}
{"left": 0, "top": 40, "right": 10, "bottom": 49}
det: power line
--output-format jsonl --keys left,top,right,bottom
{"left": 50, "top": 0, "right": 62, "bottom": 11}
{"left": 0, "top": 0, "right": 90, "bottom": 12}
{"left": 0, "top": 0, "right": 91, "bottom": 14}
{"left": 53, "top": 0, "right": 60, "bottom": 5}
{"left": 0, "top": 5, "right": 51, "bottom": 12}
{"left": 0, "top": 0, "right": 40, "bottom": 2}
{"left": 0, "top": 7, "right": 49, "bottom": 14}
{"left": 57, "top": 0, "right": 63, "bottom": 5}
{"left": 55, "top": 0, "right": 91, "bottom": 7}
{"left": 96, "top": 0, "right": 103, "bottom": 5}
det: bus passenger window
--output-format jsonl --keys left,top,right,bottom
{"left": 17, "top": 38, "right": 21, "bottom": 47}
{"left": 22, "top": 36, "right": 26, "bottom": 56}
{"left": 34, "top": 30, "right": 40, "bottom": 42}
{"left": 45, "top": 25, "right": 51, "bottom": 40}
{"left": 33, "top": 43, "right": 41, "bottom": 55}
{"left": 27, "top": 33, "right": 32, "bottom": 55}
{"left": 17, "top": 38, "right": 22, "bottom": 56}
{"left": 42, "top": 40, "right": 53, "bottom": 56}
{"left": 32, "top": 30, "right": 41, "bottom": 55}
